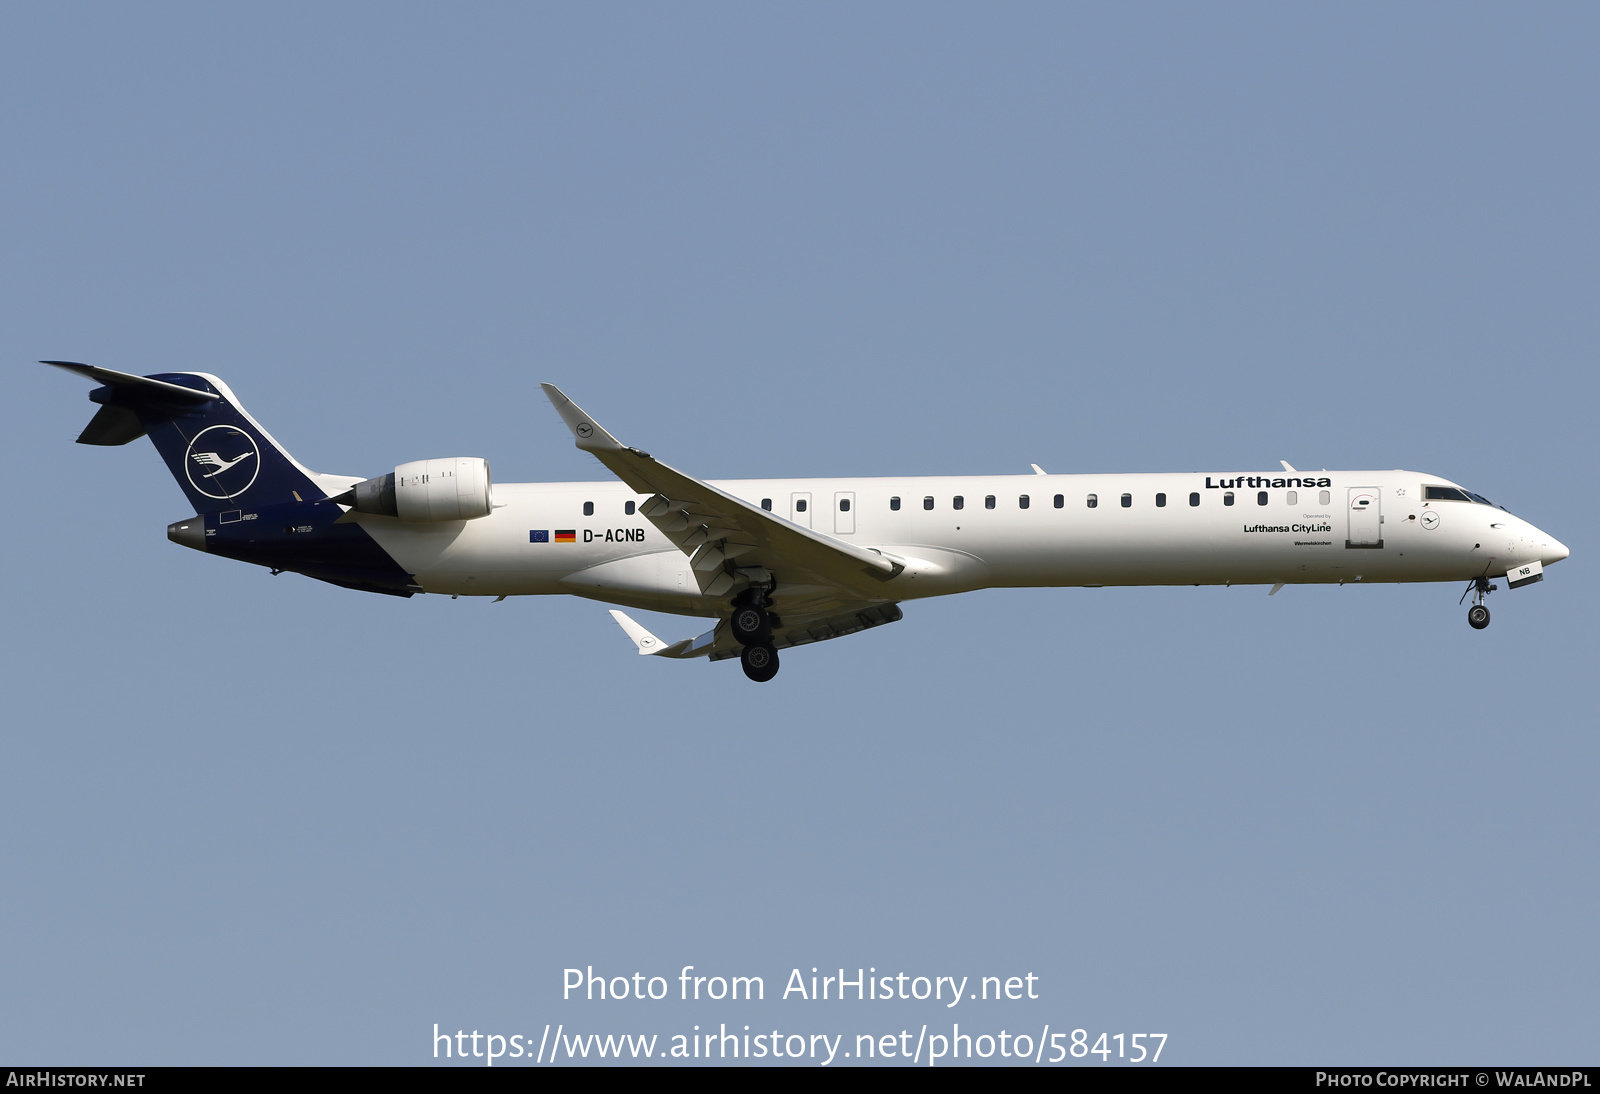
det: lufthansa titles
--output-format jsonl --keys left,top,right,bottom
{"left": 1207, "top": 475, "right": 1332, "bottom": 489}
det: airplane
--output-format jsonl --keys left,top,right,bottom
{"left": 45, "top": 361, "right": 1570, "bottom": 682}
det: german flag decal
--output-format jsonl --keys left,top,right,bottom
{"left": 554, "top": 529, "right": 577, "bottom": 543}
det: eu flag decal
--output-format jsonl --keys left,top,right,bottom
{"left": 530, "top": 530, "right": 549, "bottom": 543}
{"left": 554, "top": 529, "right": 577, "bottom": 543}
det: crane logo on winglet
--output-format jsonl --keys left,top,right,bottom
{"left": 183, "top": 425, "right": 260, "bottom": 500}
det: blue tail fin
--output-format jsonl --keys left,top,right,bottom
{"left": 47, "top": 361, "right": 328, "bottom": 513}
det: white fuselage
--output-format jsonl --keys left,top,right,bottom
{"left": 352, "top": 469, "right": 1569, "bottom": 616}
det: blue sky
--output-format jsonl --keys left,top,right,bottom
{"left": 2, "top": 2, "right": 1595, "bottom": 1065}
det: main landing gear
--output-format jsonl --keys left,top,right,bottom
{"left": 730, "top": 603, "right": 771, "bottom": 644}
{"left": 1460, "top": 575, "right": 1496, "bottom": 630}
{"left": 731, "top": 587, "right": 780, "bottom": 682}
{"left": 740, "top": 641, "right": 779, "bottom": 683}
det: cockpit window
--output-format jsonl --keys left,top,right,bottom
{"left": 1426, "top": 485, "right": 1500, "bottom": 506}
{"left": 1433, "top": 486, "right": 1504, "bottom": 505}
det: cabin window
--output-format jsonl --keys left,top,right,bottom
{"left": 1189, "top": 492, "right": 1200, "bottom": 506}
{"left": 761, "top": 498, "right": 771, "bottom": 511}
{"left": 923, "top": 496, "right": 934, "bottom": 510}
{"left": 1257, "top": 491, "right": 1269, "bottom": 506}
{"left": 952, "top": 496, "right": 964, "bottom": 510}
{"left": 1224, "top": 491, "right": 1235, "bottom": 506}
{"left": 1155, "top": 493, "right": 1167, "bottom": 508}
{"left": 1053, "top": 493, "right": 1063, "bottom": 508}
{"left": 626, "top": 500, "right": 636, "bottom": 515}
{"left": 985, "top": 495, "right": 996, "bottom": 509}
{"left": 1120, "top": 493, "right": 1132, "bottom": 508}
{"left": 1286, "top": 490, "right": 1297, "bottom": 506}
{"left": 890, "top": 496, "right": 900, "bottom": 511}
{"left": 1318, "top": 490, "right": 1330, "bottom": 505}
{"left": 583, "top": 501, "right": 594, "bottom": 516}
{"left": 1087, "top": 493, "right": 1098, "bottom": 508}
{"left": 796, "top": 498, "right": 807, "bottom": 513}
{"left": 1018, "top": 494, "right": 1030, "bottom": 509}
{"left": 839, "top": 497, "right": 851, "bottom": 512}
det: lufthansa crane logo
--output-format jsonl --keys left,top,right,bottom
{"left": 184, "top": 424, "right": 260, "bottom": 500}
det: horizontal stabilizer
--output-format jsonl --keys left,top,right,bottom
{"left": 43, "top": 361, "right": 220, "bottom": 404}
{"left": 45, "top": 360, "right": 220, "bottom": 447}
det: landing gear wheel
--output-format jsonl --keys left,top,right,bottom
{"left": 1460, "top": 576, "right": 1496, "bottom": 629}
{"left": 740, "top": 642, "right": 780, "bottom": 682}
{"left": 730, "top": 605, "right": 771, "bottom": 644}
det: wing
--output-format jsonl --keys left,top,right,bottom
{"left": 541, "top": 384, "right": 903, "bottom": 607}
{"left": 610, "top": 603, "right": 904, "bottom": 663}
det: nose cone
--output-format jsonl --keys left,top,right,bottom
{"left": 1524, "top": 520, "right": 1569, "bottom": 566}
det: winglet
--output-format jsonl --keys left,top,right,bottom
{"left": 1280, "top": 460, "right": 1297, "bottom": 473}
{"left": 608, "top": 609, "right": 718, "bottom": 659}
{"left": 541, "top": 384, "right": 627, "bottom": 453}
{"left": 610, "top": 609, "right": 668, "bottom": 654}
{"left": 1031, "top": 463, "right": 1048, "bottom": 476}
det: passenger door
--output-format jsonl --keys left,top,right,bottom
{"left": 1347, "top": 488, "right": 1382, "bottom": 548}
{"left": 791, "top": 492, "right": 812, "bottom": 529}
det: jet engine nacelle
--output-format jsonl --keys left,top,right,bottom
{"left": 344, "top": 457, "right": 494, "bottom": 521}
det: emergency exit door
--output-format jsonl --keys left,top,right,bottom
{"left": 834, "top": 491, "right": 855, "bottom": 534}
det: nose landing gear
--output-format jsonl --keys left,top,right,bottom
{"left": 1460, "top": 575, "right": 1496, "bottom": 630}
